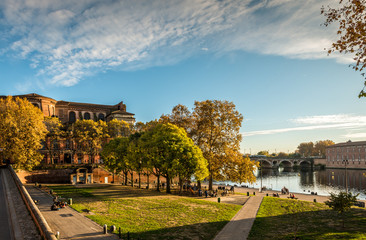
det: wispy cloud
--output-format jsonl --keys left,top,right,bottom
{"left": 0, "top": 0, "right": 345, "bottom": 86}
{"left": 343, "top": 132, "right": 366, "bottom": 139}
{"left": 243, "top": 114, "right": 366, "bottom": 137}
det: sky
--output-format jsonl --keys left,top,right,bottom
{"left": 1, "top": 0, "right": 366, "bottom": 154}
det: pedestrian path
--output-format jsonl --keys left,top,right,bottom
{"left": 213, "top": 195, "right": 263, "bottom": 240}
{"left": 25, "top": 185, "right": 118, "bottom": 240}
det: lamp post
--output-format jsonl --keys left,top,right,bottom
{"left": 342, "top": 159, "right": 349, "bottom": 193}
{"left": 259, "top": 161, "right": 263, "bottom": 193}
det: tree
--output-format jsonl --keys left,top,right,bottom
{"left": 101, "top": 137, "right": 130, "bottom": 184}
{"left": 297, "top": 142, "right": 314, "bottom": 157}
{"left": 314, "top": 140, "right": 335, "bottom": 157}
{"left": 257, "top": 150, "right": 270, "bottom": 156}
{"left": 325, "top": 191, "right": 358, "bottom": 227}
{"left": 0, "top": 96, "right": 47, "bottom": 170}
{"left": 43, "top": 116, "right": 64, "bottom": 164}
{"left": 73, "top": 120, "right": 108, "bottom": 164}
{"left": 277, "top": 152, "right": 289, "bottom": 158}
{"left": 224, "top": 153, "right": 257, "bottom": 185}
{"left": 160, "top": 104, "right": 192, "bottom": 135}
{"left": 191, "top": 100, "right": 243, "bottom": 190}
{"left": 321, "top": 1, "right": 366, "bottom": 97}
{"left": 107, "top": 119, "right": 130, "bottom": 138}
{"left": 140, "top": 123, "right": 208, "bottom": 193}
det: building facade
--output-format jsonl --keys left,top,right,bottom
{"left": 4, "top": 93, "right": 135, "bottom": 125}
{"left": 326, "top": 140, "right": 366, "bottom": 169}
{"left": 1, "top": 93, "right": 135, "bottom": 165}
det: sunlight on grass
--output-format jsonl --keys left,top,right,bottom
{"left": 248, "top": 197, "right": 366, "bottom": 240}
{"left": 49, "top": 185, "right": 241, "bottom": 240}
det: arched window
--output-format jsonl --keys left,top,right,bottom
{"left": 32, "top": 103, "right": 40, "bottom": 108}
{"left": 84, "top": 112, "right": 91, "bottom": 120}
{"left": 98, "top": 113, "right": 105, "bottom": 121}
{"left": 69, "top": 111, "right": 76, "bottom": 123}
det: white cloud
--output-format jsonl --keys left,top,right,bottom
{"left": 344, "top": 133, "right": 366, "bottom": 139}
{"left": 0, "top": 0, "right": 348, "bottom": 86}
{"left": 243, "top": 114, "right": 366, "bottom": 137}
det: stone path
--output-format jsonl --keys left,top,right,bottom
{"left": 25, "top": 186, "right": 118, "bottom": 240}
{"left": 213, "top": 195, "right": 263, "bottom": 240}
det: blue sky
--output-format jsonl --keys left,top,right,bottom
{"left": 1, "top": 0, "right": 366, "bottom": 154}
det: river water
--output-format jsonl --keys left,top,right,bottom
{"left": 214, "top": 168, "right": 366, "bottom": 200}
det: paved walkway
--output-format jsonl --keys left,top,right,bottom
{"left": 25, "top": 186, "right": 118, "bottom": 240}
{"left": 214, "top": 195, "right": 263, "bottom": 240}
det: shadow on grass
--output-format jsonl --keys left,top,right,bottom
{"left": 248, "top": 207, "right": 366, "bottom": 240}
{"left": 106, "top": 219, "right": 256, "bottom": 240}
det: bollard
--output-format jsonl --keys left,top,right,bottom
{"left": 68, "top": 198, "right": 72, "bottom": 205}
{"left": 56, "top": 231, "right": 60, "bottom": 239}
{"left": 119, "top": 227, "right": 122, "bottom": 239}
{"left": 35, "top": 182, "right": 38, "bottom": 187}
{"left": 313, "top": 199, "right": 317, "bottom": 203}
{"left": 110, "top": 225, "right": 116, "bottom": 233}
{"left": 127, "top": 231, "right": 130, "bottom": 240}
{"left": 218, "top": 197, "right": 220, "bottom": 203}
{"left": 103, "top": 224, "right": 108, "bottom": 234}
{"left": 253, "top": 192, "right": 255, "bottom": 196}
{"left": 247, "top": 192, "right": 249, "bottom": 196}
{"left": 266, "top": 193, "right": 268, "bottom": 196}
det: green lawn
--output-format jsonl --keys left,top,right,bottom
{"left": 248, "top": 197, "right": 366, "bottom": 240}
{"left": 48, "top": 185, "right": 241, "bottom": 240}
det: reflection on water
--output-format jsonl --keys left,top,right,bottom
{"left": 226, "top": 168, "right": 366, "bottom": 199}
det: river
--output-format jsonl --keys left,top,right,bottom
{"left": 213, "top": 167, "right": 366, "bottom": 200}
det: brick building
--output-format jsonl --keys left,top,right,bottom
{"left": 1, "top": 93, "right": 135, "bottom": 165}
{"left": 326, "top": 140, "right": 366, "bottom": 169}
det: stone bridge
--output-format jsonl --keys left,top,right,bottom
{"left": 250, "top": 157, "right": 313, "bottom": 168}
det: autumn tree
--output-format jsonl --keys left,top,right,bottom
{"left": 160, "top": 104, "right": 192, "bottom": 135}
{"left": 321, "top": 1, "right": 366, "bottom": 97}
{"left": 0, "top": 96, "right": 47, "bottom": 170}
{"left": 297, "top": 142, "right": 314, "bottom": 157}
{"left": 191, "top": 100, "right": 243, "bottom": 190}
{"left": 43, "top": 116, "right": 64, "bottom": 164}
{"left": 257, "top": 150, "right": 270, "bottom": 156}
{"left": 127, "top": 133, "right": 145, "bottom": 188}
{"left": 224, "top": 152, "right": 257, "bottom": 185}
{"left": 314, "top": 140, "right": 335, "bottom": 156}
{"left": 72, "top": 120, "right": 108, "bottom": 164}
{"left": 107, "top": 119, "right": 130, "bottom": 138}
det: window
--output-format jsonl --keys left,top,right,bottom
{"left": 84, "top": 112, "right": 91, "bottom": 120}
{"left": 69, "top": 111, "right": 76, "bottom": 123}
{"left": 98, "top": 113, "right": 105, "bottom": 121}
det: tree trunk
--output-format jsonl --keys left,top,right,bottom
{"left": 131, "top": 172, "right": 133, "bottom": 187}
{"left": 166, "top": 175, "right": 171, "bottom": 194}
{"left": 124, "top": 172, "right": 128, "bottom": 185}
{"left": 138, "top": 172, "right": 141, "bottom": 188}
{"left": 197, "top": 180, "right": 201, "bottom": 189}
{"left": 209, "top": 174, "right": 213, "bottom": 190}
{"left": 113, "top": 170, "right": 115, "bottom": 183}
{"left": 179, "top": 177, "right": 183, "bottom": 193}
{"left": 147, "top": 174, "right": 150, "bottom": 189}
{"left": 157, "top": 174, "right": 160, "bottom": 191}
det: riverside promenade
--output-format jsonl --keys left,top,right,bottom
{"left": 211, "top": 186, "right": 335, "bottom": 240}
{"left": 25, "top": 185, "right": 118, "bottom": 240}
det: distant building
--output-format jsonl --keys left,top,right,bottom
{"left": 1, "top": 93, "right": 135, "bottom": 124}
{"left": 326, "top": 140, "right": 366, "bottom": 169}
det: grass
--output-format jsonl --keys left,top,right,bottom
{"left": 48, "top": 185, "right": 241, "bottom": 240}
{"left": 248, "top": 197, "right": 366, "bottom": 240}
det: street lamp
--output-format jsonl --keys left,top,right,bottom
{"left": 342, "top": 159, "right": 349, "bottom": 193}
{"left": 259, "top": 161, "right": 263, "bottom": 193}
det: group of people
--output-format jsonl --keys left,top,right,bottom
{"left": 51, "top": 196, "right": 67, "bottom": 211}
{"left": 281, "top": 186, "right": 289, "bottom": 194}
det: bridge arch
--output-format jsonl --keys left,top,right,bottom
{"left": 279, "top": 159, "right": 293, "bottom": 168}
{"left": 258, "top": 159, "right": 272, "bottom": 168}
{"left": 299, "top": 160, "right": 311, "bottom": 167}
